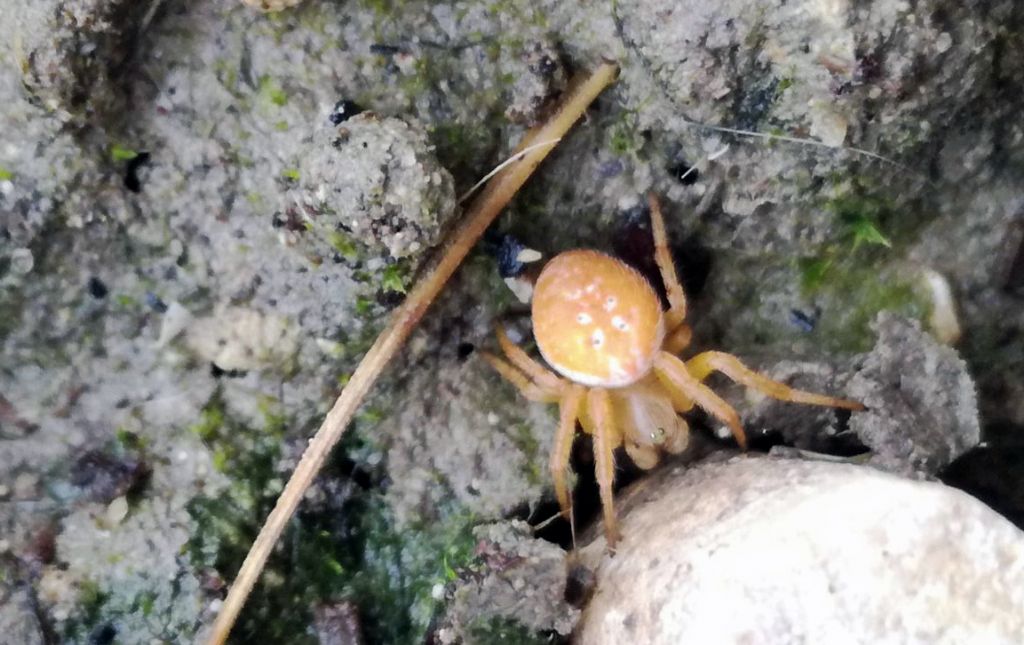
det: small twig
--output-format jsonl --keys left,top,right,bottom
{"left": 205, "top": 61, "right": 619, "bottom": 645}
{"left": 676, "top": 144, "right": 730, "bottom": 184}
{"left": 570, "top": 498, "right": 578, "bottom": 552}
{"left": 140, "top": 0, "right": 165, "bottom": 33}
{"left": 678, "top": 118, "right": 921, "bottom": 177}
{"left": 529, "top": 509, "right": 564, "bottom": 534}
{"left": 457, "top": 138, "right": 562, "bottom": 203}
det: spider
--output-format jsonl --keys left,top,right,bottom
{"left": 483, "top": 195, "right": 865, "bottom": 545}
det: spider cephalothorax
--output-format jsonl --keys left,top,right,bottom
{"left": 483, "top": 195, "right": 864, "bottom": 545}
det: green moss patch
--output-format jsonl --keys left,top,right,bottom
{"left": 185, "top": 393, "right": 479, "bottom": 643}
{"left": 797, "top": 255, "right": 929, "bottom": 352}
{"left": 467, "top": 616, "right": 558, "bottom": 644}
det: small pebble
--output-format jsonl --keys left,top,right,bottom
{"left": 515, "top": 248, "right": 542, "bottom": 264}
{"left": 66, "top": 429, "right": 86, "bottom": 447}
{"left": 156, "top": 302, "right": 192, "bottom": 347}
{"left": 921, "top": 267, "right": 961, "bottom": 344}
{"left": 503, "top": 276, "right": 534, "bottom": 304}
{"left": 106, "top": 496, "right": 130, "bottom": 525}
{"left": 13, "top": 472, "right": 39, "bottom": 499}
{"left": 240, "top": 0, "right": 303, "bottom": 11}
{"left": 145, "top": 291, "right": 168, "bottom": 313}
{"left": 316, "top": 338, "right": 346, "bottom": 357}
{"left": 9, "top": 248, "right": 34, "bottom": 275}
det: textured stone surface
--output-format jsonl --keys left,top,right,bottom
{"left": 579, "top": 457, "right": 1024, "bottom": 644}
{"left": 846, "top": 314, "right": 980, "bottom": 474}
{"left": 617, "top": 0, "right": 994, "bottom": 139}
{"left": 295, "top": 113, "right": 457, "bottom": 260}
{"left": 611, "top": 0, "right": 1006, "bottom": 254}
{"left": 381, "top": 279, "right": 555, "bottom": 524}
{"left": 739, "top": 314, "right": 980, "bottom": 476}
{"left": 438, "top": 521, "right": 579, "bottom": 642}
{"left": 0, "top": 574, "right": 46, "bottom": 645}
{"left": 2, "top": 0, "right": 143, "bottom": 117}
{"left": 241, "top": 0, "right": 304, "bottom": 12}
{"left": 910, "top": 183, "right": 1024, "bottom": 427}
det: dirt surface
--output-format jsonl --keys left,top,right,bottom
{"left": 1, "top": 0, "right": 1023, "bottom": 642}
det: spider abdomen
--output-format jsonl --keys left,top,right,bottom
{"left": 532, "top": 250, "right": 665, "bottom": 387}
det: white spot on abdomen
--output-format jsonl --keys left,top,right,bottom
{"left": 608, "top": 357, "right": 628, "bottom": 379}
{"left": 611, "top": 316, "right": 629, "bottom": 331}
{"left": 577, "top": 312, "right": 592, "bottom": 324}
{"left": 591, "top": 329, "right": 605, "bottom": 347}
{"left": 604, "top": 296, "right": 617, "bottom": 311}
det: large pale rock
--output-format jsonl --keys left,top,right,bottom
{"left": 578, "top": 457, "right": 1024, "bottom": 644}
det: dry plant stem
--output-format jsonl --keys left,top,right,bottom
{"left": 206, "top": 61, "right": 619, "bottom": 645}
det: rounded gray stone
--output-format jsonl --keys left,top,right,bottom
{"left": 295, "top": 113, "right": 457, "bottom": 260}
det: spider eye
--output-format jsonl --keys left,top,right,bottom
{"left": 651, "top": 427, "right": 667, "bottom": 443}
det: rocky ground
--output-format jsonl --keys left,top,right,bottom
{"left": 1, "top": 0, "right": 1023, "bottom": 643}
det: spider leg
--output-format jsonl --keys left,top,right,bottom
{"left": 653, "top": 351, "right": 748, "bottom": 449}
{"left": 656, "top": 374, "right": 695, "bottom": 413}
{"left": 648, "top": 194, "right": 688, "bottom": 333}
{"left": 495, "top": 325, "right": 565, "bottom": 390}
{"left": 480, "top": 351, "right": 562, "bottom": 403}
{"left": 686, "top": 351, "right": 866, "bottom": 411}
{"left": 551, "top": 385, "right": 585, "bottom": 518}
{"left": 664, "top": 323, "right": 693, "bottom": 355}
{"left": 587, "top": 388, "right": 622, "bottom": 547}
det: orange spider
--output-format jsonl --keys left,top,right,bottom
{"left": 483, "top": 195, "right": 865, "bottom": 545}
